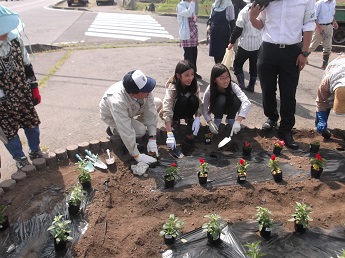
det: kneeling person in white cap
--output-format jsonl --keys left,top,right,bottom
{"left": 315, "top": 55, "right": 345, "bottom": 139}
{"left": 99, "top": 70, "right": 162, "bottom": 165}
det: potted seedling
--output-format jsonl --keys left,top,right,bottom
{"left": 309, "top": 140, "right": 320, "bottom": 154}
{"left": 198, "top": 158, "right": 209, "bottom": 185}
{"left": 202, "top": 213, "right": 225, "bottom": 245}
{"left": 243, "top": 141, "right": 253, "bottom": 156}
{"left": 47, "top": 215, "right": 73, "bottom": 251}
{"left": 288, "top": 202, "right": 313, "bottom": 233}
{"left": 165, "top": 162, "right": 178, "bottom": 188}
{"left": 204, "top": 131, "right": 212, "bottom": 145}
{"left": 269, "top": 155, "right": 282, "bottom": 183}
{"left": 0, "top": 205, "right": 9, "bottom": 231}
{"left": 235, "top": 158, "right": 249, "bottom": 184}
{"left": 310, "top": 153, "right": 327, "bottom": 178}
{"left": 244, "top": 240, "right": 266, "bottom": 258}
{"left": 78, "top": 166, "right": 92, "bottom": 189}
{"left": 273, "top": 140, "right": 285, "bottom": 156}
{"left": 159, "top": 214, "right": 184, "bottom": 245}
{"left": 67, "top": 184, "right": 86, "bottom": 215}
{"left": 256, "top": 206, "right": 273, "bottom": 239}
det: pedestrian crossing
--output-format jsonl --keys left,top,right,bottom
{"left": 85, "top": 12, "right": 174, "bottom": 41}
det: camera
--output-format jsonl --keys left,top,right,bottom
{"left": 254, "top": 0, "right": 274, "bottom": 9}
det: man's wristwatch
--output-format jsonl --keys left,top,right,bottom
{"left": 301, "top": 51, "right": 311, "bottom": 57}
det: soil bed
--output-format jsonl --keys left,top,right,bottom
{"left": 0, "top": 126, "right": 345, "bottom": 257}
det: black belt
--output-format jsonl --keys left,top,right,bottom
{"left": 263, "top": 41, "right": 299, "bottom": 49}
{"left": 319, "top": 23, "right": 332, "bottom": 25}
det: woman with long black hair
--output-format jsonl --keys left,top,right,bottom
{"left": 160, "top": 60, "right": 202, "bottom": 150}
{"left": 202, "top": 63, "right": 251, "bottom": 134}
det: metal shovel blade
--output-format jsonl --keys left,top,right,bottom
{"left": 85, "top": 155, "right": 108, "bottom": 170}
{"left": 75, "top": 154, "right": 95, "bottom": 173}
{"left": 106, "top": 149, "right": 115, "bottom": 165}
{"left": 85, "top": 149, "right": 108, "bottom": 169}
{"left": 218, "top": 129, "right": 234, "bottom": 148}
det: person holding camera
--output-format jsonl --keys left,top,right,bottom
{"left": 308, "top": 0, "right": 338, "bottom": 69}
{"left": 249, "top": 0, "right": 316, "bottom": 149}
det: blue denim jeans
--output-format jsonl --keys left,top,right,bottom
{"left": 4, "top": 127, "right": 40, "bottom": 160}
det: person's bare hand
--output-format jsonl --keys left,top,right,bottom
{"left": 296, "top": 55, "right": 307, "bottom": 71}
{"left": 333, "top": 21, "right": 339, "bottom": 30}
{"left": 249, "top": 2, "right": 262, "bottom": 20}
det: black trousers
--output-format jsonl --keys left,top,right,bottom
{"left": 183, "top": 47, "right": 198, "bottom": 72}
{"left": 173, "top": 95, "right": 199, "bottom": 121}
{"left": 234, "top": 46, "right": 258, "bottom": 77}
{"left": 257, "top": 42, "right": 301, "bottom": 133}
{"left": 211, "top": 94, "right": 241, "bottom": 119}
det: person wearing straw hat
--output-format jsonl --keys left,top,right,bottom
{"left": 315, "top": 54, "right": 345, "bottom": 139}
{"left": 0, "top": 5, "right": 42, "bottom": 170}
{"left": 99, "top": 70, "right": 162, "bottom": 165}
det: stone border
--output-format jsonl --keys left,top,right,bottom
{"left": 0, "top": 138, "right": 112, "bottom": 195}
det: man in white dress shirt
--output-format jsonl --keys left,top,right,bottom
{"left": 249, "top": 0, "right": 316, "bottom": 149}
{"left": 309, "top": 0, "right": 338, "bottom": 69}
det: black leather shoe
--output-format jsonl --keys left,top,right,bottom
{"left": 195, "top": 73, "right": 202, "bottom": 80}
{"left": 278, "top": 132, "right": 299, "bottom": 150}
{"left": 322, "top": 130, "right": 331, "bottom": 139}
{"left": 106, "top": 126, "right": 113, "bottom": 136}
{"left": 262, "top": 119, "right": 277, "bottom": 130}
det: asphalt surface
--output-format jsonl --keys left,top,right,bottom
{"left": 0, "top": 2, "right": 344, "bottom": 182}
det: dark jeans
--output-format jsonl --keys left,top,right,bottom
{"left": 210, "top": 94, "right": 241, "bottom": 119}
{"left": 183, "top": 47, "right": 198, "bottom": 72}
{"left": 257, "top": 42, "right": 301, "bottom": 133}
{"left": 234, "top": 46, "right": 258, "bottom": 77}
{"left": 173, "top": 95, "right": 199, "bottom": 121}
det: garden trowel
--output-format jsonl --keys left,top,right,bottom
{"left": 218, "top": 127, "right": 234, "bottom": 148}
{"left": 76, "top": 154, "right": 95, "bottom": 173}
{"left": 85, "top": 149, "right": 108, "bottom": 170}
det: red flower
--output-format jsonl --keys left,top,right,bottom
{"left": 315, "top": 154, "right": 322, "bottom": 160}
{"left": 170, "top": 162, "right": 177, "bottom": 167}
{"left": 271, "top": 155, "right": 276, "bottom": 161}
{"left": 239, "top": 158, "right": 245, "bottom": 165}
{"left": 199, "top": 158, "right": 205, "bottom": 164}
{"left": 244, "top": 142, "right": 250, "bottom": 147}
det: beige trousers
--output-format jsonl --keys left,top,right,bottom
{"left": 309, "top": 24, "right": 334, "bottom": 54}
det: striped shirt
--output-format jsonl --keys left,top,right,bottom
{"left": 236, "top": 4, "right": 263, "bottom": 51}
{"left": 258, "top": 0, "right": 316, "bottom": 45}
{"left": 315, "top": 0, "right": 336, "bottom": 24}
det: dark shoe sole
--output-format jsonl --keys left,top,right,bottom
{"left": 322, "top": 130, "right": 331, "bottom": 139}
{"left": 262, "top": 120, "right": 277, "bottom": 130}
{"left": 277, "top": 132, "right": 299, "bottom": 150}
{"left": 106, "top": 126, "right": 113, "bottom": 136}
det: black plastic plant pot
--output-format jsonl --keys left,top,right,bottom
{"left": 198, "top": 172, "right": 208, "bottom": 185}
{"left": 164, "top": 234, "right": 175, "bottom": 245}
{"left": 272, "top": 172, "right": 283, "bottom": 183}
{"left": 237, "top": 175, "right": 246, "bottom": 184}
{"left": 54, "top": 238, "right": 68, "bottom": 251}
{"left": 273, "top": 146, "right": 282, "bottom": 155}
{"left": 242, "top": 148, "right": 252, "bottom": 156}
{"left": 311, "top": 166, "right": 323, "bottom": 179}
{"left": 204, "top": 137, "right": 212, "bottom": 145}
{"left": 68, "top": 203, "right": 81, "bottom": 215}
{"left": 294, "top": 221, "right": 306, "bottom": 233}
{"left": 164, "top": 175, "right": 175, "bottom": 189}
{"left": 80, "top": 180, "right": 91, "bottom": 189}
{"left": 260, "top": 226, "right": 271, "bottom": 239}
{"left": 0, "top": 216, "right": 10, "bottom": 231}
{"left": 207, "top": 232, "right": 221, "bottom": 245}
{"left": 309, "top": 144, "right": 320, "bottom": 154}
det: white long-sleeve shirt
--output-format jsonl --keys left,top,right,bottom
{"left": 258, "top": 0, "right": 316, "bottom": 45}
{"left": 202, "top": 81, "right": 251, "bottom": 122}
{"left": 99, "top": 82, "right": 158, "bottom": 157}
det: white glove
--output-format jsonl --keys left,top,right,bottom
{"left": 134, "top": 153, "right": 157, "bottom": 164}
{"left": 166, "top": 132, "right": 176, "bottom": 149}
{"left": 232, "top": 121, "right": 241, "bottom": 135}
{"left": 192, "top": 117, "right": 200, "bottom": 136}
{"left": 208, "top": 121, "right": 219, "bottom": 134}
{"left": 147, "top": 139, "right": 159, "bottom": 157}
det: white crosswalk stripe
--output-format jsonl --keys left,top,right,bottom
{"left": 85, "top": 12, "right": 174, "bottom": 41}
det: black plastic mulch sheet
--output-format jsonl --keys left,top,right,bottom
{"left": 150, "top": 148, "right": 345, "bottom": 190}
{"left": 162, "top": 221, "right": 345, "bottom": 258}
{"left": 0, "top": 188, "right": 94, "bottom": 258}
